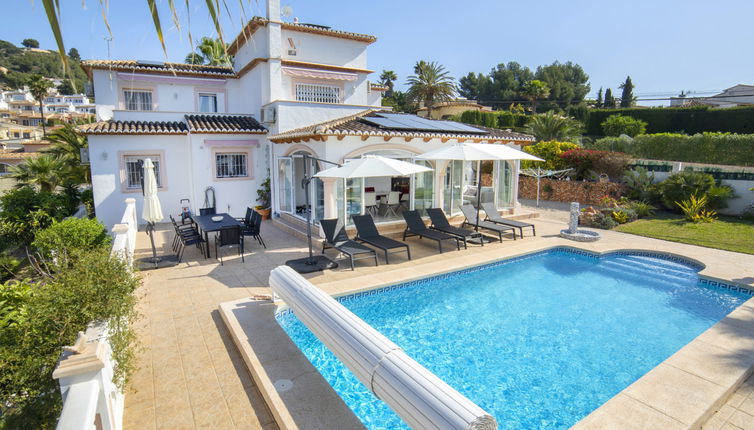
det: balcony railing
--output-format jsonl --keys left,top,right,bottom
{"left": 295, "top": 82, "right": 341, "bottom": 104}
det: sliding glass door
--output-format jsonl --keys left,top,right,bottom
{"left": 277, "top": 157, "right": 293, "bottom": 213}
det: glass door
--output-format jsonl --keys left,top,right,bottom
{"left": 345, "top": 177, "right": 363, "bottom": 225}
{"left": 412, "top": 160, "right": 434, "bottom": 214}
{"left": 443, "top": 160, "right": 463, "bottom": 215}
{"left": 495, "top": 160, "right": 514, "bottom": 209}
{"left": 277, "top": 157, "right": 293, "bottom": 213}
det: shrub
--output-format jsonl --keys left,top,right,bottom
{"left": 0, "top": 249, "right": 140, "bottom": 427}
{"left": 601, "top": 114, "right": 647, "bottom": 137}
{"left": 588, "top": 133, "right": 754, "bottom": 167}
{"left": 656, "top": 171, "right": 734, "bottom": 211}
{"left": 0, "top": 253, "right": 21, "bottom": 282}
{"left": 676, "top": 194, "right": 717, "bottom": 223}
{"left": 32, "top": 218, "right": 110, "bottom": 260}
{"left": 585, "top": 105, "right": 754, "bottom": 136}
{"left": 591, "top": 212, "right": 618, "bottom": 229}
{"left": 524, "top": 112, "right": 583, "bottom": 142}
{"left": 521, "top": 140, "right": 580, "bottom": 170}
{"left": 611, "top": 208, "right": 638, "bottom": 224}
{"left": 625, "top": 201, "right": 656, "bottom": 218}
{"left": 0, "top": 187, "right": 71, "bottom": 247}
{"left": 560, "top": 149, "right": 631, "bottom": 181}
{"left": 623, "top": 167, "right": 657, "bottom": 202}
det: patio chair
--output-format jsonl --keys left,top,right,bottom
{"left": 382, "top": 191, "right": 401, "bottom": 218}
{"left": 242, "top": 210, "right": 266, "bottom": 248}
{"left": 214, "top": 225, "right": 244, "bottom": 265}
{"left": 199, "top": 207, "right": 216, "bottom": 216}
{"left": 364, "top": 192, "right": 378, "bottom": 217}
{"left": 460, "top": 204, "right": 516, "bottom": 242}
{"left": 320, "top": 218, "right": 378, "bottom": 270}
{"left": 425, "top": 208, "right": 483, "bottom": 248}
{"left": 481, "top": 202, "right": 536, "bottom": 239}
{"left": 402, "top": 210, "right": 460, "bottom": 253}
{"left": 173, "top": 220, "right": 205, "bottom": 262}
{"left": 400, "top": 192, "right": 410, "bottom": 209}
{"left": 170, "top": 215, "right": 200, "bottom": 252}
{"left": 352, "top": 214, "right": 411, "bottom": 264}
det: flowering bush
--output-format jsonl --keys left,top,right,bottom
{"left": 560, "top": 149, "right": 631, "bottom": 181}
{"left": 521, "top": 140, "right": 580, "bottom": 170}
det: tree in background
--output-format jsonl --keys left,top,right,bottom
{"left": 27, "top": 74, "right": 53, "bottom": 137}
{"left": 184, "top": 37, "right": 232, "bottom": 66}
{"left": 9, "top": 155, "right": 70, "bottom": 193}
{"left": 382, "top": 90, "right": 412, "bottom": 113}
{"left": 521, "top": 80, "right": 550, "bottom": 113}
{"left": 379, "top": 70, "right": 397, "bottom": 97}
{"left": 42, "top": 125, "right": 90, "bottom": 184}
{"left": 595, "top": 87, "right": 603, "bottom": 108}
{"left": 406, "top": 61, "right": 456, "bottom": 116}
{"left": 57, "top": 79, "right": 75, "bottom": 95}
{"left": 533, "top": 61, "right": 590, "bottom": 111}
{"left": 67, "top": 47, "right": 80, "bottom": 62}
{"left": 524, "top": 111, "right": 583, "bottom": 142}
{"left": 603, "top": 88, "right": 616, "bottom": 108}
{"left": 21, "top": 38, "right": 39, "bottom": 48}
{"left": 619, "top": 76, "right": 635, "bottom": 108}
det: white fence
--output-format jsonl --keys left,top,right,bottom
{"left": 53, "top": 198, "right": 136, "bottom": 430}
{"left": 270, "top": 266, "right": 497, "bottom": 430}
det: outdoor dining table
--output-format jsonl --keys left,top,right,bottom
{"left": 191, "top": 213, "right": 244, "bottom": 259}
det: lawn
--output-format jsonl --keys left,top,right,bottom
{"left": 615, "top": 212, "right": 754, "bottom": 255}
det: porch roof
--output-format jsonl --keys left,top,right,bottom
{"left": 78, "top": 114, "right": 267, "bottom": 136}
{"left": 185, "top": 114, "right": 267, "bottom": 134}
{"left": 80, "top": 60, "right": 236, "bottom": 79}
{"left": 267, "top": 110, "right": 536, "bottom": 144}
{"left": 78, "top": 120, "right": 189, "bottom": 135}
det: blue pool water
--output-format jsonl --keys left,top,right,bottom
{"left": 277, "top": 249, "right": 749, "bottom": 429}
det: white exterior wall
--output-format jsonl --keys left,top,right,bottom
{"left": 281, "top": 30, "right": 368, "bottom": 70}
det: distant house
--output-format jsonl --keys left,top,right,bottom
{"left": 670, "top": 84, "right": 754, "bottom": 108}
{"left": 416, "top": 99, "right": 493, "bottom": 120}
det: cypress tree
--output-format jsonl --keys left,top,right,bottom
{"left": 596, "top": 87, "right": 603, "bottom": 108}
{"left": 619, "top": 76, "right": 635, "bottom": 108}
{"left": 604, "top": 88, "right": 614, "bottom": 108}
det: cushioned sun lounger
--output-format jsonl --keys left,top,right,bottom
{"left": 481, "top": 202, "right": 536, "bottom": 239}
{"left": 402, "top": 210, "right": 461, "bottom": 253}
{"left": 320, "top": 218, "right": 378, "bottom": 271}
{"left": 352, "top": 214, "right": 411, "bottom": 264}
{"left": 425, "top": 208, "right": 483, "bottom": 248}
{"left": 460, "top": 204, "right": 516, "bottom": 242}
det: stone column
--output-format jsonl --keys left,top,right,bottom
{"left": 568, "top": 202, "right": 580, "bottom": 233}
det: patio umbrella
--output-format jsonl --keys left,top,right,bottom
{"left": 416, "top": 143, "right": 542, "bottom": 231}
{"left": 142, "top": 158, "right": 164, "bottom": 268}
{"left": 313, "top": 155, "right": 432, "bottom": 179}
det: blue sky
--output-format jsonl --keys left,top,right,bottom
{"left": 3, "top": 0, "right": 753, "bottom": 106}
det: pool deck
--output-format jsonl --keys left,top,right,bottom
{"left": 127, "top": 214, "right": 754, "bottom": 429}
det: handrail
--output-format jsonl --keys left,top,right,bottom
{"left": 270, "top": 266, "right": 497, "bottom": 430}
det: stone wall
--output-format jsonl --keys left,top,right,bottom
{"left": 518, "top": 176, "right": 626, "bottom": 205}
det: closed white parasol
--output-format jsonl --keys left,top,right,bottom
{"left": 142, "top": 158, "right": 163, "bottom": 268}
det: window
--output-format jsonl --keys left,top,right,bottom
{"left": 295, "top": 83, "right": 341, "bottom": 103}
{"left": 198, "top": 93, "right": 218, "bottom": 113}
{"left": 0, "top": 163, "right": 9, "bottom": 175}
{"left": 123, "top": 90, "right": 153, "bottom": 111}
{"left": 215, "top": 153, "right": 248, "bottom": 178}
{"left": 124, "top": 156, "right": 161, "bottom": 189}
{"left": 22, "top": 132, "right": 30, "bottom": 139}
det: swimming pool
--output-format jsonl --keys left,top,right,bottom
{"left": 277, "top": 248, "right": 750, "bottom": 429}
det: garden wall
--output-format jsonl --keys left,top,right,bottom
{"left": 518, "top": 176, "right": 626, "bottom": 205}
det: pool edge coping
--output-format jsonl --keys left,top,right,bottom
{"left": 221, "top": 243, "right": 754, "bottom": 430}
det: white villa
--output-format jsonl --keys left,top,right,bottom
{"left": 79, "top": 0, "right": 534, "bottom": 230}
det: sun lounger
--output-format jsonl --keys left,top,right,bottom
{"left": 481, "top": 202, "right": 535, "bottom": 239}
{"left": 320, "top": 218, "right": 378, "bottom": 271}
{"left": 402, "top": 210, "right": 461, "bottom": 253}
{"left": 352, "top": 214, "right": 411, "bottom": 263}
{"left": 460, "top": 204, "right": 516, "bottom": 242}
{"left": 425, "top": 208, "right": 483, "bottom": 248}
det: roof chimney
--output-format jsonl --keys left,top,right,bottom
{"left": 266, "top": 0, "right": 280, "bottom": 21}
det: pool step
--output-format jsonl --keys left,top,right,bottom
{"left": 605, "top": 257, "right": 699, "bottom": 279}
{"left": 596, "top": 260, "right": 699, "bottom": 286}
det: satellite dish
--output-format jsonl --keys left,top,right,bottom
{"left": 281, "top": 5, "right": 293, "bottom": 18}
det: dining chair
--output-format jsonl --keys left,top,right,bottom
{"left": 215, "top": 225, "right": 244, "bottom": 265}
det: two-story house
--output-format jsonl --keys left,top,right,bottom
{"left": 80, "top": 0, "right": 534, "bottom": 230}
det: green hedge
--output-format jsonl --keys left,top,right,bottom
{"left": 588, "top": 133, "right": 754, "bottom": 167}
{"left": 455, "top": 110, "right": 530, "bottom": 131}
{"left": 585, "top": 106, "right": 754, "bottom": 136}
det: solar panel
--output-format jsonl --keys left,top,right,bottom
{"left": 365, "top": 113, "right": 488, "bottom": 134}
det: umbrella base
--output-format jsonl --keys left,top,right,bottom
{"left": 137, "top": 254, "right": 180, "bottom": 270}
{"left": 285, "top": 255, "right": 338, "bottom": 274}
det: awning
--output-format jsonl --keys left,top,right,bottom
{"left": 282, "top": 66, "right": 357, "bottom": 81}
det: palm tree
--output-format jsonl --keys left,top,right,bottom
{"left": 521, "top": 80, "right": 550, "bottom": 113}
{"left": 379, "top": 70, "right": 397, "bottom": 97}
{"left": 406, "top": 61, "right": 456, "bottom": 117}
{"left": 186, "top": 37, "right": 232, "bottom": 66}
{"left": 42, "top": 125, "right": 90, "bottom": 184}
{"left": 9, "top": 155, "right": 70, "bottom": 193}
{"left": 525, "top": 112, "right": 583, "bottom": 142}
{"left": 27, "top": 75, "right": 54, "bottom": 137}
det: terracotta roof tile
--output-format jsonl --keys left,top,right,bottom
{"left": 185, "top": 114, "right": 267, "bottom": 133}
{"left": 0, "top": 149, "right": 40, "bottom": 160}
{"left": 80, "top": 60, "right": 235, "bottom": 78}
{"left": 78, "top": 120, "right": 188, "bottom": 135}
{"left": 268, "top": 110, "right": 535, "bottom": 143}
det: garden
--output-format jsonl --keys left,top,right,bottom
{"left": 0, "top": 126, "right": 141, "bottom": 428}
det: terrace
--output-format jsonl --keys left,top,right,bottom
{"left": 123, "top": 212, "right": 754, "bottom": 429}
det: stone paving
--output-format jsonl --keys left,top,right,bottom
{"left": 124, "top": 214, "right": 754, "bottom": 429}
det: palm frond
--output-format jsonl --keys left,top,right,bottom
{"left": 40, "top": 0, "right": 73, "bottom": 91}
{"left": 147, "top": 0, "right": 168, "bottom": 57}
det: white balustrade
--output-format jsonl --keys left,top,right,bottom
{"left": 270, "top": 266, "right": 497, "bottom": 430}
{"left": 110, "top": 198, "right": 137, "bottom": 265}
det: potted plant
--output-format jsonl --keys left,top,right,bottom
{"left": 255, "top": 173, "right": 271, "bottom": 220}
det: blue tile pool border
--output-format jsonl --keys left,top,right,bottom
{"left": 274, "top": 246, "right": 752, "bottom": 319}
